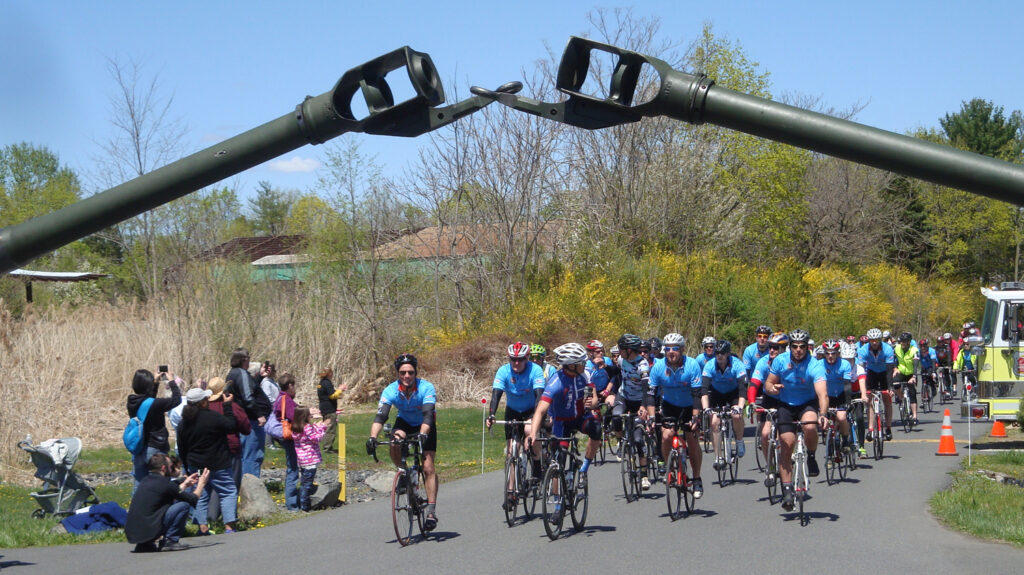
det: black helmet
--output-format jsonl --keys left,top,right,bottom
{"left": 898, "top": 331, "right": 913, "bottom": 342}
{"left": 648, "top": 337, "right": 663, "bottom": 352}
{"left": 756, "top": 325, "right": 772, "bottom": 335}
{"left": 394, "top": 353, "right": 418, "bottom": 371}
{"left": 788, "top": 329, "right": 810, "bottom": 344}
{"left": 617, "top": 333, "right": 643, "bottom": 351}
{"left": 714, "top": 340, "right": 732, "bottom": 355}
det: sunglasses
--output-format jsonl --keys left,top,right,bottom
{"left": 704, "top": 344, "right": 714, "bottom": 348}
{"left": 790, "top": 343, "right": 808, "bottom": 350}
{"left": 398, "top": 370, "right": 416, "bottom": 375}
{"left": 663, "top": 345, "right": 681, "bottom": 352}
{"left": 768, "top": 344, "right": 782, "bottom": 351}
{"left": 509, "top": 357, "right": 527, "bottom": 362}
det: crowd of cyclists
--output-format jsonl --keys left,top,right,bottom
{"left": 366, "top": 322, "right": 981, "bottom": 536}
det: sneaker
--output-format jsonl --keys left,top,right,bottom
{"left": 807, "top": 456, "right": 820, "bottom": 477}
{"left": 781, "top": 485, "right": 795, "bottom": 511}
{"left": 713, "top": 457, "right": 725, "bottom": 471}
{"left": 858, "top": 447, "right": 868, "bottom": 458}
{"left": 912, "top": 417, "right": 919, "bottom": 426}
{"left": 132, "top": 542, "right": 159, "bottom": 553}
{"left": 577, "top": 473, "right": 588, "bottom": 490}
{"left": 195, "top": 529, "right": 211, "bottom": 537}
{"left": 693, "top": 477, "right": 704, "bottom": 499}
{"left": 884, "top": 428, "right": 893, "bottom": 441}
{"left": 641, "top": 476, "right": 651, "bottom": 491}
{"left": 736, "top": 441, "right": 746, "bottom": 458}
{"left": 423, "top": 513, "right": 438, "bottom": 532}
{"left": 866, "top": 431, "right": 874, "bottom": 442}
{"left": 160, "top": 540, "right": 190, "bottom": 552}
{"left": 502, "top": 494, "right": 516, "bottom": 512}
{"left": 764, "top": 473, "right": 775, "bottom": 488}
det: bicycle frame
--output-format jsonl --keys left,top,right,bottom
{"left": 371, "top": 435, "right": 427, "bottom": 546}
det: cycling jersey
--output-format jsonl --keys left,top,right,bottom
{"left": 769, "top": 351, "right": 826, "bottom": 406}
{"left": 893, "top": 344, "right": 918, "bottom": 376}
{"left": 820, "top": 357, "right": 852, "bottom": 398}
{"left": 702, "top": 355, "right": 747, "bottom": 394}
{"left": 378, "top": 379, "right": 437, "bottom": 426}
{"left": 918, "top": 347, "right": 938, "bottom": 371}
{"left": 617, "top": 356, "right": 650, "bottom": 402}
{"left": 492, "top": 362, "right": 546, "bottom": 413}
{"left": 750, "top": 354, "right": 780, "bottom": 400}
{"left": 743, "top": 342, "right": 770, "bottom": 373}
{"left": 696, "top": 352, "right": 715, "bottom": 370}
{"left": 933, "top": 343, "right": 952, "bottom": 366}
{"left": 540, "top": 370, "right": 591, "bottom": 421}
{"left": 953, "top": 348, "right": 976, "bottom": 371}
{"left": 857, "top": 342, "right": 896, "bottom": 374}
{"left": 586, "top": 356, "right": 613, "bottom": 393}
{"left": 648, "top": 356, "right": 702, "bottom": 408}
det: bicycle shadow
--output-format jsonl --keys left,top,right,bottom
{"left": 0, "top": 554, "right": 36, "bottom": 569}
{"left": 426, "top": 530, "right": 460, "bottom": 543}
{"left": 725, "top": 478, "right": 759, "bottom": 486}
{"left": 781, "top": 510, "right": 840, "bottom": 523}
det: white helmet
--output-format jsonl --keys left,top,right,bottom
{"left": 663, "top": 333, "right": 686, "bottom": 347}
{"left": 553, "top": 343, "right": 588, "bottom": 366}
{"left": 840, "top": 342, "right": 857, "bottom": 359}
{"left": 866, "top": 328, "right": 883, "bottom": 340}
{"left": 701, "top": 336, "right": 716, "bottom": 346}
{"left": 881, "top": 330, "right": 892, "bottom": 339}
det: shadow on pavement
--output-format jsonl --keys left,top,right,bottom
{"left": 0, "top": 555, "right": 36, "bottom": 569}
{"left": 426, "top": 530, "right": 460, "bottom": 542}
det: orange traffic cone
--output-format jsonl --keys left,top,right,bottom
{"left": 936, "top": 409, "right": 959, "bottom": 456}
{"left": 991, "top": 420, "right": 1008, "bottom": 438}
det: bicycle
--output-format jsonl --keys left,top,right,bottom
{"left": 762, "top": 408, "right": 781, "bottom": 505}
{"left": 491, "top": 420, "right": 538, "bottom": 527}
{"left": 847, "top": 399, "right": 865, "bottom": 470}
{"left": 751, "top": 404, "right": 766, "bottom": 473}
{"left": 662, "top": 416, "right": 696, "bottom": 520}
{"left": 597, "top": 404, "right": 620, "bottom": 464}
{"left": 369, "top": 431, "right": 428, "bottom": 546}
{"left": 617, "top": 412, "right": 647, "bottom": 502}
{"left": 711, "top": 406, "right": 739, "bottom": 487}
{"left": 645, "top": 418, "right": 662, "bottom": 487}
{"left": 791, "top": 421, "right": 813, "bottom": 526}
{"left": 867, "top": 390, "right": 888, "bottom": 461}
{"left": 701, "top": 409, "right": 714, "bottom": 454}
{"left": 538, "top": 434, "right": 588, "bottom": 540}
{"left": 823, "top": 408, "right": 847, "bottom": 485}
{"left": 894, "top": 380, "right": 913, "bottom": 432}
{"left": 936, "top": 366, "right": 954, "bottom": 403}
{"left": 919, "top": 370, "right": 934, "bottom": 413}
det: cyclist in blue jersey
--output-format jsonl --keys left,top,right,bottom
{"left": 610, "top": 333, "right": 654, "bottom": 490}
{"left": 917, "top": 338, "right": 938, "bottom": 408}
{"left": 820, "top": 339, "right": 854, "bottom": 450}
{"left": 764, "top": 330, "right": 828, "bottom": 511}
{"left": 858, "top": 327, "right": 896, "bottom": 441}
{"left": 367, "top": 354, "right": 440, "bottom": 531}
{"left": 649, "top": 333, "right": 706, "bottom": 498}
{"left": 585, "top": 339, "right": 620, "bottom": 443}
{"left": 748, "top": 332, "right": 788, "bottom": 464}
{"left": 701, "top": 340, "right": 749, "bottom": 469}
{"left": 526, "top": 343, "right": 602, "bottom": 488}
{"left": 696, "top": 336, "right": 716, "bottom": 369}
{"left": 742, "top": 325, "right": 773, "bottom": 375}
{"left": 487, "top": 342, "right": 547, "bottom": 508}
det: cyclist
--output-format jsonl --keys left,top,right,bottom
{"left": 367, "top": 354, "right": 440, "bottom": 531}
{"left": 696, "top": 336, "right": 717, "bottom": 370}
{"left": 748, "top": 331, "right": 788, "bottom": 465}
{"left": 917, "top": 338, "right": 938, "bottom": 408}
{"left": 648, "top": 333, "right": 705, "bottom": 499}
{"left": 954, "top": 329, "right": 980, "bottom": 399}
{"left": 649, "top": 337, "right": 665, "bottom": 361}
{"left": 763, "top": 330, "right": 828, "bottom": 511}
{"left": 934, "top": 334, "right": 955, "bottom": 399}
{"left": 610, "top": 333, "right": 655, "bottom": 490}
{"left": 820, "top": 339, "right": 854, "bottom": 450}
{"left": 585, "top": 340, "right": 615, "bottom": 398}
{"left": 858, "top": 334, "right": 869, "bottom": 351}
{"left": 743, "top": 325, "right": 773, "bottom": 375}
{"left": 842, "top": 342, "right": 869, "bottom": 458}
{"left": 531, "top": 343, "right": 558, "bottom": 381}
{"left": 858, "top": 328, "right": 896, "bottom": 442}
{"left": 526, "top": 343, "right": 602, "bottom": 489}
{"left": 610, "top": 345, "right": 620, "bottom": 364}
{"left": 882, "top": 330, "right": 894, "bottom": 347}
{"left": 701, "top": 340, "right": 749, "bottom": 468}
{"left": 487, "top": 342, "right": 547, "bottom": 509}
{"left": 892, "top": 331, "right": 920, "bottom": 425}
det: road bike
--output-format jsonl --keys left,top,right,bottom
{"left": 701, "top": 409, "right": 714, "bottom": 454}
{"left": 762, "top": 408, "right": 781, "bottom": 505}
{"left": 790, "top": 421, "right": 813, "bottom": 526}
{"left": 539, "top": 434, "right": 588, "bottom": 540}
{"left": 618, "top": 412, "right": 651, "bottom": 502}
{"left": 919, "top": 370, "right": 934, "bottom": 413}
{"left": 662, "top": 415, "right": 696, "bottom": 520}
{"left": 894, "top": 380, "right": 913, "bottom": 433}
{"left": 597, "top": 404, "right": 620, "bottom": 464}
{"left": 751, "top": 404, "right": 766, "bottom": 473}
{"left": 847, "top": 399, "right": 865, "bottom": 470}
{"left": 370, "top": 430, "right": 428, "bottom": 546}
{"left": 936, "top": 366, "right": 954, "bottom": 403}
{"left": 711, "top": 406, "right": 739, "bottom": 487}
{"left": 823, "top": 408, "right": 847, "bottom": 485}
{"left": 867, "top": 390, "right": 888, "bottom": 461}
{"left": 492, "top": 420, "right": 539, "bottom": 527}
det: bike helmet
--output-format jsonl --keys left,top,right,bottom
{"left": 530, "top": 343, "right": 546, "bottom": 357}
{"left": 769, "top": 332, "right": 790, "bottom": 346}
{"left": 898, "top": 331, "right": 913, "bottom": 343}
{"left": 553, "top": 342, "right": 588, "bottom": 366}
{"left": 822, "top": 339, "right": 842, "bottom": 353}
{"left": 586, "top": 339, "right": 604, "bottom": 351}
{"left": 507, "top": 341, "right": 530, "bottom": 359}
{"left": 813, "top": 345, "right": 825, "bottom": 358}
{"left": 788, "top": 329, "right": 810, "bottom": 344}
{"left": 918, "top": 338, "right": 929, "bottom": 347}
{"left": 846, "top": 335, "right": 857, "bottom": 343}
{"left": 618, "top": 333, "right": 643, "bottom": 351}
{"left": 639, "top": 339, "right": 652, "bottom": 352}
{"left": 756, "top": 325, "right": 772, "bottom": 336}
{"left": 663, "top": 333, "right": 686, "bottom": 347}
{"left": 808, "top": 338, "right": 816, "bottom": 348}
{"left": 882, "top": 330, "right": 892, "bottom": 340}
{"left": 840, "top": 342, "right": 857, "bottom": 360}
{"left": 963, "top": 320, "right": 976, "bottom": 330}
{"left": 967, "top": 327, "right": 979, "bottom": 336}
{"left": 394, "top": 353, "right": 418, "bottom": 371}
{"left": 609, "top": 345, "right": 619, "bottom": 355}
{"left": 701, "top": 336, "right": 716, "bottom": 347}
{"left": 942, "top": 332, "right": 953, "bottom": 341}
{"left": 714, "top": 340, "right": 732, "bottom": 355}
{"left": 859, "top": 334, "right": 869, "bottom": 344}
{"left": 648, "top": 337, "right": 663, "bottom": 353}
{"left": 866, "top": 328, "right": 883, "bottom": 340}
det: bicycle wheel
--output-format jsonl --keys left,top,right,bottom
{"left": 765, "top": 440, "right": 779, "bottom": 504}
{"left": 519, "top": 452, "right": 536, "bottom": 519}
{"left": 503, "top": 452, "right": 517, "bottom": 527}
{"left": 645, "top": 430, "right": 660, "bottom": 485}
{"left": 873, "top": 415, "right": 884, "bottom": 460}
{"left": 540, "top": 465, "right": 564, "bottom": 540}
{"left": 569, "top": 470, "right": 588, "bottom": 532}
{"left": 391, "top": 471, "right": 416, "bottom": 546}
{"left": 899, "top": 394, "right": 911, "bottom": 433}
{"left": 681, "top": 453, "right": 695, "bottom": 514}
{"left": 620, "top": 440, "right": 637, "bottom": 502}
{"left": 847, "top": 418, "right": 859, "bottom": 471}
{"left": 754, "top": 422, "right": 766, "bottom": 473}
{"left": 702, "top": 412, "right": 713, "bottom": 453}
{"left": 726, "top": 423, "right": 738, "bottom": 484}
{"left": 715, "top": 422, "right": 727, "bottom": 486}
{"left": 836, "top": 433, "right": 848, "bottom": 481}
{"left": 824, "top": 428, "right": 837, "bottom": 486}
{"left": 665, "top": 450, "right": 682, "bottom": 520}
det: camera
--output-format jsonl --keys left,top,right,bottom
{"left": 158, "top": 365, "right": 168, "bottom": 373}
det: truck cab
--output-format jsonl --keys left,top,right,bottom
{"left": 974, "top": 281, "right": 1024, "bottom": 420}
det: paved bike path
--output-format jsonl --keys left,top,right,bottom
{"left": 2, "top": 413, "right": 1020, "bottom": 573}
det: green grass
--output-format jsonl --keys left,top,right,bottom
{"left": 1, "top": 406, "right": 506, "bottom": 547}
{"left": 931, "top": 451, "right": 1024, "bottom": 546}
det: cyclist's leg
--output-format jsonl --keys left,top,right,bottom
{"left": 731, "top": 390, "right": 745, "bottom": 455}
{"left": 776, "top": 405, "right": 799, "bottom": 483}
{"left": 611, "top": 396, "right": 626, "bottom": 438}
{"left": 390, "top": 418, "right": 416, "bottom": 468}
{"left": 907, "top": 379, "right": 918, "bottom": 420}
{"left": 798, "top": 403, "right": 820, "bottom": 475}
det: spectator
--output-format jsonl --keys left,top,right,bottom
{"left": 177, "top": 387, "right": 240, "bottom": 535}
{"left": 226, "top": 348, "right": 272, "bottom": 478}
{"left": 127, "top": 368, "right": 182, "bottom": 496}
{"left": 316, "top": 368, "right": 347, "bottom": 453}
{"left": 206, "top": 377, "right": 251, "bottom": 488}
{"left": 276, "top": 373, "right": 300, "bottom": 511}
{"left": 260, "top": 362, "right": 283, "bottom": 451}
{"left": 126, "top": 453, "right": 209, "bottom": 553}
{"left": 291, "top": 406, "right": 328, "bottom": 512}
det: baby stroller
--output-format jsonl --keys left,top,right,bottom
{"left": 18, "top": 437, "right": 99, "bottom": 518}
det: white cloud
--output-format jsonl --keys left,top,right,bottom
{"left": 267, "top": 156, "right": 321, "bottom": 173}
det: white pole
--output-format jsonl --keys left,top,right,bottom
{"left": 481, "top": 398, "right": 487, "bottom": 474}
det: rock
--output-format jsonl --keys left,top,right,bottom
{"left": 311, "top": 481, "right": 341, "bottom": 509}
{"left": 365, "top": 470, "right": 397, "bottom": 493}
{"left": 237, "top": 473, "right": 277, "bottom": 520}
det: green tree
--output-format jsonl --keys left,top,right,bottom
{"left": 940, "top": 99, "right": 1024, "bottom": 162}
{"left": 247, "top": 181, "right": 294, "bottom": 236}
{"left": 0, "top": 143, "right": 81, "bottom": 227}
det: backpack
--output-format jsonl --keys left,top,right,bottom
{"left": 123, "top": 398, "right": 155, "bottom": 455}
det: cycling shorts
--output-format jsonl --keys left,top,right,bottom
{"left": 553, "top": 416, "right": 601, "bottom": 441}
{"left": 893, "top": 372, "right": 915, "bottom": 385}
{"left": 394, "top": 417, "right": 438, "bottom": 452}
{"left": 864, "top": 370, "right": 889, "bottom": 392}
{"left": 502, "top": 407, "right": 535, "bottom": 441}
{"left": 709, "top": 388, "right": 740, "bottom": 409}
{"left": 828, "top": 392, "right": 849, "bottom": 410}
{"left": 660, "top": 401, "right": 695, "bottom": 429}
{"left": 776, "top": 400, "right": 819, "bottom": 435}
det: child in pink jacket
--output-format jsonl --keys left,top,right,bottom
{"left": 291, "top": 406, "right": 328, "bottom": 511}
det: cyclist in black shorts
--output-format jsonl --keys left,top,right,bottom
{"left": 857, "top": 328, "right": 896, "bottom": 441}
{"left": 649, "top": 333, "right": 706, "bottom": 499}
{"left": 610, "top": 334, "right": 653, "bottom": 490}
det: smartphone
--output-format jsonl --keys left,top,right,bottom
{"left": 158, "top": 365, "right": 168, "bottom": 373}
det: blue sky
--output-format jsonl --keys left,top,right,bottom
{"left": 2, "top": 0, "right": 1022, "bottom": 206}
